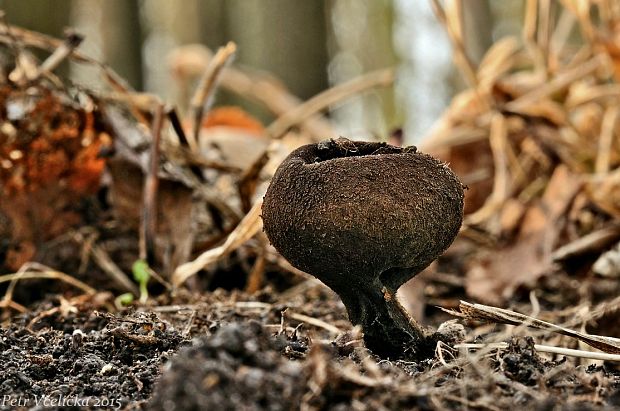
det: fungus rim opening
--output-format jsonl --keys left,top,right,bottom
{"left": 304, "top": 139, "right": 418, "bottom": 166}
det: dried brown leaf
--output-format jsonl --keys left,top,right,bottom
{"left": 172, "top": 199, "right": 263, "bottom": 287}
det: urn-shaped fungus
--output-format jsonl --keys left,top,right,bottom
{"left": 262, "top": 138, "right": 464, "bottom": 359}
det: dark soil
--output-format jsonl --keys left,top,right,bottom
{"left": 0, "top": 284, "right": 619, "bottom": 410}
{"left": 0, "top": 297, "right": 185, "bottom": 411}
{"left": 147, "top": 321, "right": 307, "bottom": 411}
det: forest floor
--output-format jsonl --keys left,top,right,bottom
{"left": 1, "top": 267, "right": 619, "bottom": 410}
{"left": 2, "top": 5, "right": 620, "bottom": 410}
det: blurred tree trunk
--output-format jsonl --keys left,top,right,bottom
{"left": 223, "top": 0, "right": 328, "bottom": 124}
{"left": 0, "top": 0, "right": 71, "bottom": 37}
{"left": 133, "top": 0, "right": 331, "bottom": 121}
{"left": 224, "top": 0, "right": 328, "bottom": 101}
{"left": 70, "top": 0, "right": 143, "bottom": 90}
{"left": 326, "top": 0, "right": 399, "bottom": 139}
{"left": 462, "top": 0, "right": 493, "bottom": 65}
{"left": 100, "top": 0, "right": 143, "bottom": 90}
{"left": 197, "top": 0, "right": 227, "bottom": 50}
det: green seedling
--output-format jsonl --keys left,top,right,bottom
{"left": 115, "top": 292, "right": 135, "bottom": 309}
{"left": 132, "top": 259, "right": 151, "bottom": 304}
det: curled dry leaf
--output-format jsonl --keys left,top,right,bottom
{"left": 465, "top": 166, "right": 582, "bottom": 304}
{"left": 172, "top": 198, "right": 263, "bottom": 287}
{"left": 103, "top": 106, "right": 195, "bottom": 277}
{"left": 593, "top": 241, "right": 620, "bottom": 277}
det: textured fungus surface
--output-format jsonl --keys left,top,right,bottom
{"left": 262, "top": 138, "right": 465, "bottom": 359}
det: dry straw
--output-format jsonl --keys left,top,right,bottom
{"left": 429, "top": 0, "right": 620, "bottom": 362}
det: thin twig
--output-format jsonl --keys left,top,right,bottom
{"left": 266, "top": 68, "right": 395, "bottom": 139}
{"left": 35, "top": 29, "right": 83, "bottom": 78}
{"left": 0, "top": 269, "right": 96, "bottom": 296}
{"left": 190, "top": 41, "right": 237, "bottom": 150}
{"left": 90, "top": 244, "right": 139, "bottom": 295}
{"left": 140, "top": 103, "right": 165, "bottom": 265}
{"left": 551, "top": 224, "right": 620, "bottom": 261}
{"left": 0, "top": 23, "right": 132, "bottom": 92}
{"left": 181, "top": 310, "right": 196, "bottom": 337}
{"left": 286, "top": 311, "right": 342, "bottom": 335}
{"left": 97, "top": 92, "right": 161, "bottom": 111}
{"left": 166, "top": 105, "right": 191, "bottom": 148}
{"left": 245, "top": 246, "right": 266, "bottom": 294}
{"left": 2, "top": 262, "right": 33, "bottom": 310}
{"left": 446, "top": 301, "right": 620, "bottom": 354}
{"left": 596, "top": 105, "right": 618, "bottom": 173}
{"left": 537, "top": 0, "right": 552, "bottom": 63}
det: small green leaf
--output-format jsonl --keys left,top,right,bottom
{"left": 115, "top": 293, "right": 134, "bottom": 307}
{"left": 132, "top": 259, "right": 150, "bottom": 284}
{"left": 132, "top": 259, "right": 150, "bottom": 304}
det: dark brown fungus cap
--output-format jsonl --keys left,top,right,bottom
{"left": 262, "top": 138, "right": 464, "bottom": 359}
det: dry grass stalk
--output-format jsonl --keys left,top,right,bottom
{"left": 265, "top": 68, "right": 395, "bottom": 139}
{"left": 89, "top": 244, "right": 139, "bottom": 295}
{"left": 140, "top": 103, "right": 165, "bottom": 265}
{"left": 35, "top": 29, "right": 83, "bottom": 79}
{"left": 448, "top": 301, "right": 620, "bottom": 354}
{"left": 0, "top": 263, "right": 97, "bottom": 307}
{"left": 286, "top": 311, "right": 343, "bottom": 336}
{"left": 596, "top": 105, "right": 618, "bottom": 173}
{"left": 244, "top": 239, "right": 266, "bottom": 294}
{"left": 430, "top": 0, "right": 478, "bottom": 87}
{"left": 456, "top": 342, "right": 620, "bottom": 362}
{"left": 465, "top": 113, "right": 508, "bottom": 228}
{"left": 425, "top": 1, "right": 620, "bottom": 298}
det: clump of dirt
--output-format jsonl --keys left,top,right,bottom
{"left": 501, "top": 336, "right": 546, "bottom": 386}
{"left": 147, "top": 321, "right": 307, "bottom": 411}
